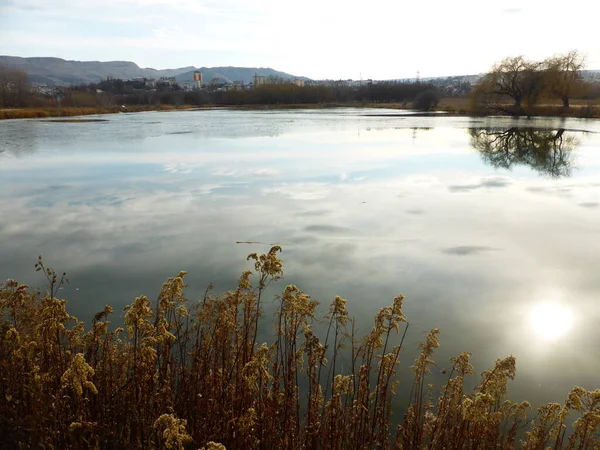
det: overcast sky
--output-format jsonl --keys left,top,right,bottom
{"left": 0, "top": 0, "right": 598, "bottom": 80}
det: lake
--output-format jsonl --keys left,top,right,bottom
{"left": 1, "top": 108, "right": 599, "bottom": 409}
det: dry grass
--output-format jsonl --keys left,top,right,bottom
{"left": 439, "top": 96, "right": 600, "bottom": 118}
{"left": 524, "top": 104, "right": 600, "bottom": 119}
{"left": 437, "top": 97, "right": 472, "bottom": 114}
{"left": 3, "top": 100, "right": 599, "bottom": 119}
{"left": 1, "top": 249, "right": 599, "bottom": 449}
{"left": 0, "top": 105, "right": 200, "bottom": 120}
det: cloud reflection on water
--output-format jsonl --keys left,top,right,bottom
{"left": 1, "top": 109, "right": 600, "bottom": 408}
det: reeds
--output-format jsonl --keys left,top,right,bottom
{"left": 1, "top": 249, "right": 598, "bottom": 449}
{"left": 0, "top": 105, "right": 198, "bottom": 120}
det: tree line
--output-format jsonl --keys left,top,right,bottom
{"left": 184, "top": 82, "right": 441, "bottom": 109}
{"left": 80, "top": 79, "right": 442, "bottom": 110}
{"left": 471, "top": 50, "right": 592, "bottom": 114}
{"left": 0, "top": 66, "right": 443, "bottom": 110}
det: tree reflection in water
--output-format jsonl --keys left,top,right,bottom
{"left": 468, "top": 127, "right": 578, "bottom": 178}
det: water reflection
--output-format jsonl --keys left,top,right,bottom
{"left": 1, "top": 110, "right": 600, "bottom": 411}
{"left": 469, "top": 128, "right": 578, "bottom": 178}
{"left": 528, "top": 302, "right": 574, "bottom": 340}
{"left": 0, "top": 120, "right": 40, "bottom": 158}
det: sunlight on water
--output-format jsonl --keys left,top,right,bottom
{"left": 1, "top": 111, "right": 600, "bottom": 408}
{"left": 528, "top": 302, "right": 574, "bottom": 339}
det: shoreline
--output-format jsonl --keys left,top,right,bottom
{"left": 1, "top": 101, "right": 599, "bottom": 120}
{"left": 0, "top": 104, "right": 210, "bottom": 120}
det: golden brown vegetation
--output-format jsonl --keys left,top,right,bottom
{"left": 437, "top": 97, "right": 600, "bottom": 118}
{"left": 0, "top": 105, "right": 201, "bottom": 120}
{"left": 1, "top": 250, "right": 599, "bottom": 449}
{"left": 468, "top": 51, "right": 600, "bottom": 118}
{"left": 2, "top": 99, "right": 599, "bottom": 120}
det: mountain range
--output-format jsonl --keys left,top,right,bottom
{"left": 0, "top": 56, "right": 308, "bottom": 86}
{"left": 2, "top": 55, "right": 598, "bottom": 87}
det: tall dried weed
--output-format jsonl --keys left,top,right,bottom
{"left": 1, "top": 250, "right": 598, "bottom": 449}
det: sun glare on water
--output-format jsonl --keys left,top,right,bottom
{"left": 529, "top": 302, "right": 574, "bottom": 339}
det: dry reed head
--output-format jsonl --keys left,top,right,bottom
{"left": 61, "top": 353, "right": 98, "bottom": 397}
{"left": 153, "top": 414, "right": 192, "bottom": 450}
{"left": 199, "top": 443, "right": 227, "bottom": 450}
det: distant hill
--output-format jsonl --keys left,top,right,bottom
{"left": 2, "top": 55, "right": 594, "bottom": 86}
{"left": 0, "top": 56, "right": 309, "bottom": 86}
{"left": 176, "top": 66, "right": 309, "bottom": 84}
{"left": 0, "top": 56, "right": 196, "bottom": 85}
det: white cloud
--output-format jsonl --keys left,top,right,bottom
{"left": 212, "top": 168, "right": 279, "bottom": 178}
{"left": 163, "top": 163, "right": 198, "bottom": 174}
{"left": 262, "top": 183, "right": 331, "bottom": 200}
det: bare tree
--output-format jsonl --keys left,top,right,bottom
{"left": 472, "top": 56, "right": 543, "bottom": 115}
{"left": 543, "top": 50, "right": 586, "bottom": 108}
{"left": 0, "top": 66, "right": 30, "bottom": 108}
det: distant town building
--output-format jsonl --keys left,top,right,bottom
{"left": 158, "top": 77, "right": 177, "bottom": 86}
{"left": 253, "top": 75, "right": 267, "bottom": 86}
{"left": 232, "top": 80, "right": 244, "bottom": 91}
{"left": 294, "top": 79, "right": 305, "bottom": 87}
{"left": 193, "top": 71, "right": 203, "bottom": 89}
{"left": 178, "top": 82, "right": 196, "bottom": 91}
{"left": 210, "top": 77, "right": 227, "bottom": 88}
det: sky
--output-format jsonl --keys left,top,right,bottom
{"left": 0, "top": 0, "right": 598, "bottom": 80}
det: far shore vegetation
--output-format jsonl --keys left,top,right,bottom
{"left": 2, "top": 50, "right": 600, "bottom": 120}
{"left": 1, "top": 249, "right": 599, "bottom": 449}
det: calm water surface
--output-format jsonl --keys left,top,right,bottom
{"left": 1, "top": 108, "right": 599, "bottom": 408}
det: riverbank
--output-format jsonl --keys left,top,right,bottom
{"left": 225, "top": 98, "right": 600, "bottom": 118}
{"left": 436, "top": 97, "right": 600, "bottom": 118}
{"left": 0, "top": 104, "right": 205, "bottom": 120}
{"left": 0, "top": 103, "right": 367, "bottom": 120}
{"left": 2, "top": 99, "right": 600, "bottom": 120}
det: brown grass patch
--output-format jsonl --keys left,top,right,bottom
{"left": 0, "top": 104, "right": 200, "bottom": 121}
